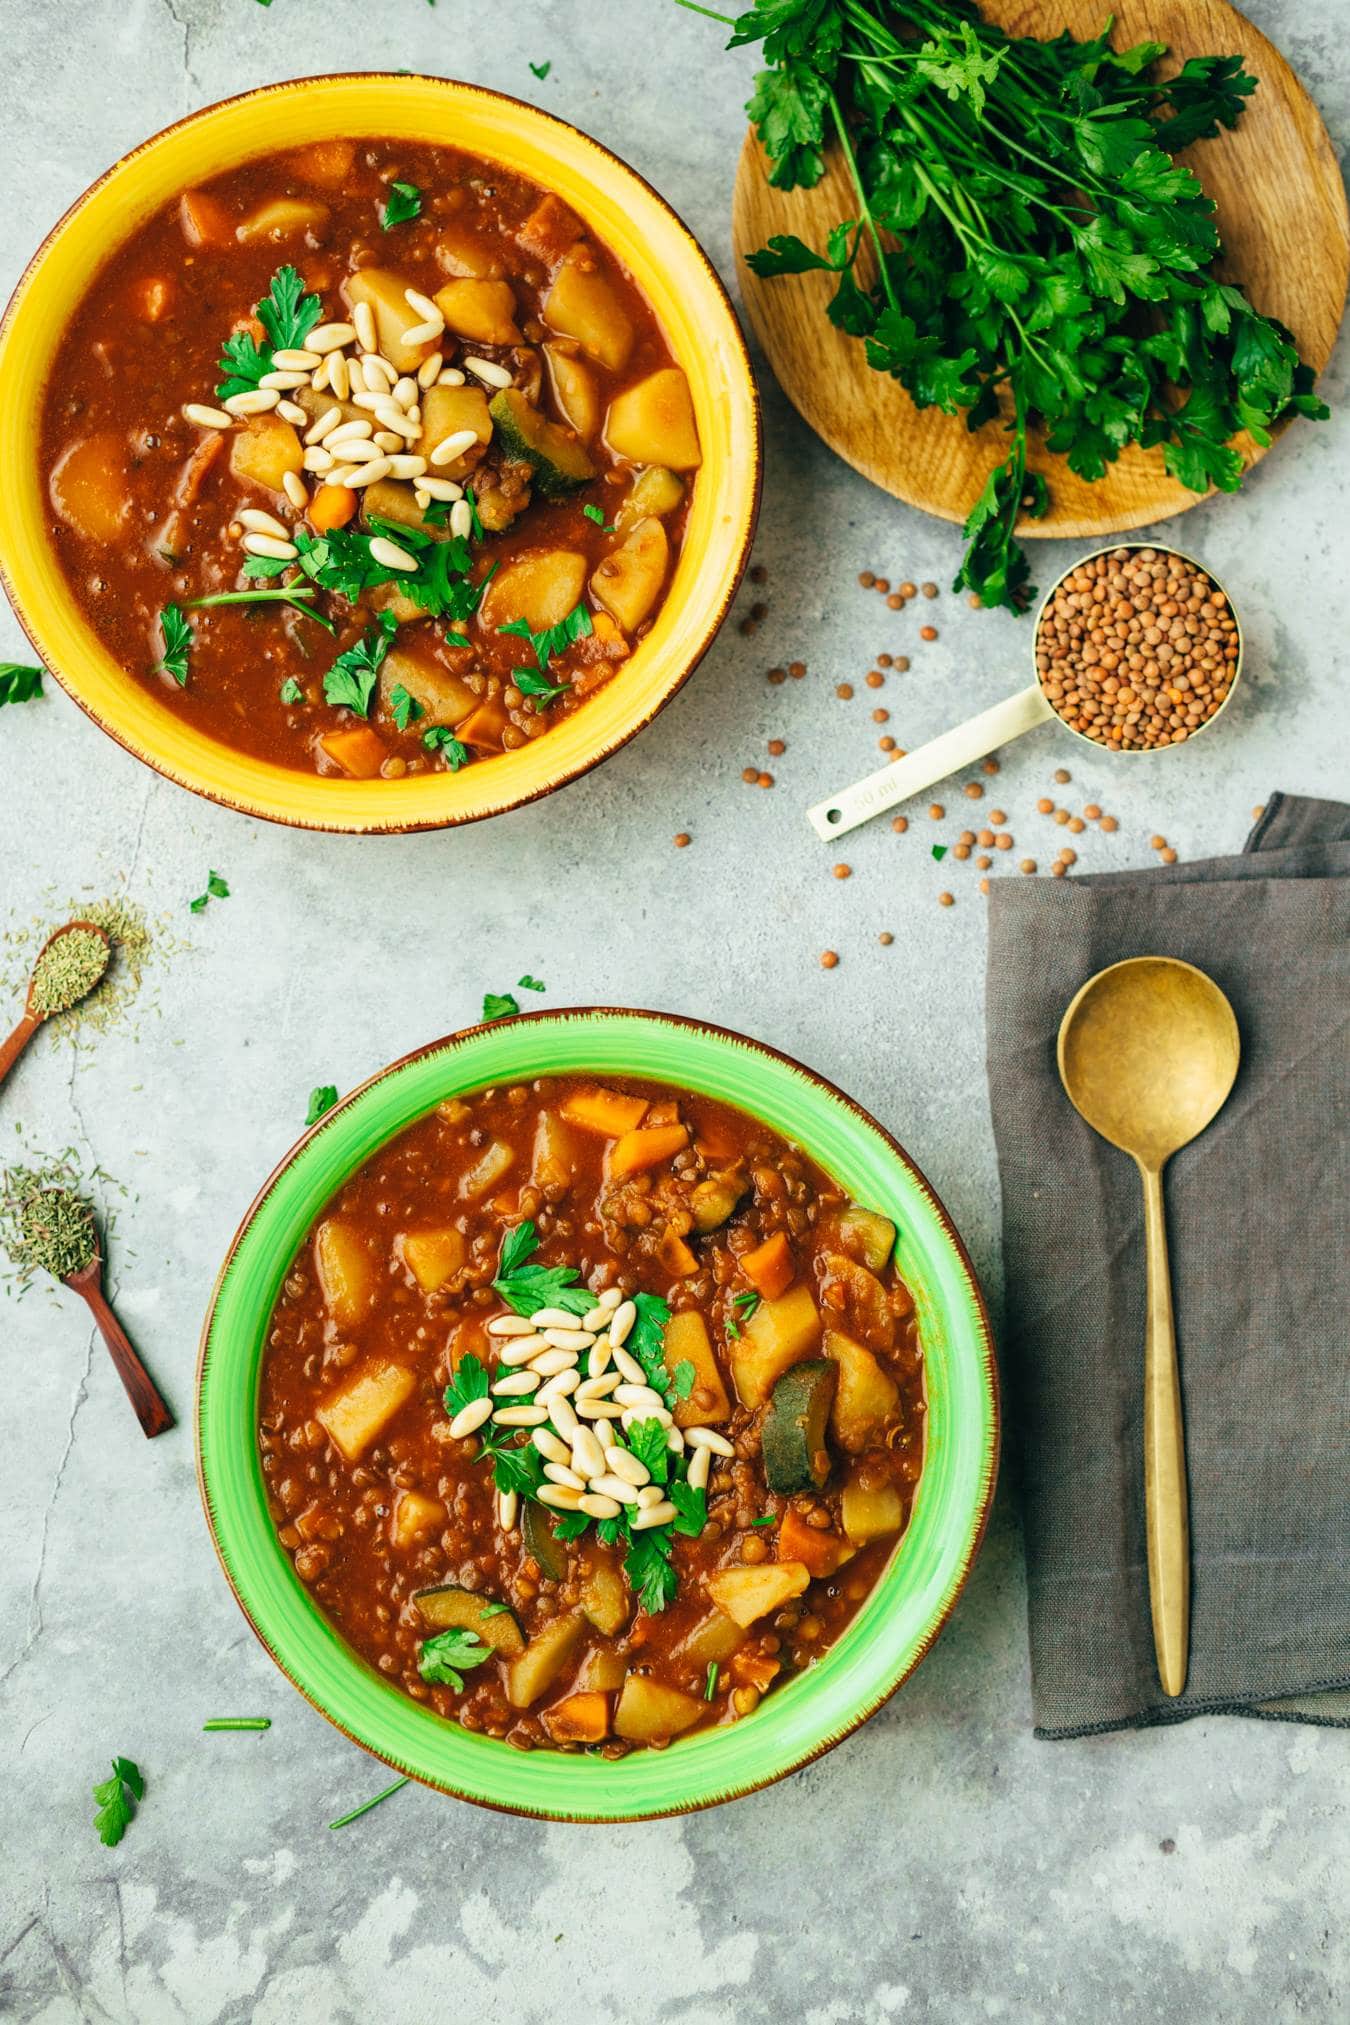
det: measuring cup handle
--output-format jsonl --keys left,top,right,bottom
{"left": 806, "top": 684, "right": 1056, "bottom": 841}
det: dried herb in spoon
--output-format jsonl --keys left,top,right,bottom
{"left": 29, "top": 927, "right": 111, "bottom": 1018}
{"left": 0, "top": 1166, "right": 97, "bottom": 1285}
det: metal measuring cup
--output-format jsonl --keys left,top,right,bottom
{"left": 807, "top": 544, "right": 1244, "bottom": 841}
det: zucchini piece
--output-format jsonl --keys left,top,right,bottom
{"left": 823, "top": 1328, "right": 900, "bottom": 1453}
{"left": 589, "top": 517, "right": 668, "bottom": 634}
{"left": 836, "top": 1205, "right": 897, "bottom": 1275}
{"left": 479, "top": 549, "right": 589, "bottom": 634}
{"left": 604, "top": 368, "right": 701, "bottom": 470}
{"left": 314, "top": 1219, "right": 376, "bottom": 1329}
{"left": 662, "top": 1309, "right": 732, "bottom": 1428}
{"left": 616, "top": 466, "right": 684, "bottom": 532}
{"left": 706, "top": 1561, "right": 810, "bottom": 1629}
{"left": 730, "top": 1283, "right": 822, "bottom": 1410}
{"left": 488, "top": 387, "right": 596, "bottom": 497}
{"left": 506, "top": 1611, "right": 586, "bottom": 1708}
{"left": 578, "top": 1555, "right": 630, "bottom": 1639}
{"left": 614, "top": 1674, "right": 705, "bottom": 1742}
{"left": 316, "top": 1360, "right": 414, "bottom": 1462}
{"left": 543, "top": 1690, "right": 610, "bottom": 1744}
{"left": 841, "top": 1465, "right": 904, "bottom": 1546}
{"left": 762, "top": 1360, "right": 837, "bottom": 1494}
{"left": 413, "top": 1584, "right": 526, "bottom": 1658}
{"left": 522, "top": 1501, "right": 567, "bottom": 1583}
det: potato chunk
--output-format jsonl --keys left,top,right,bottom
{"left": 377, "top": 643, "right": 478, "bottom": 730}
{"left": 605, "top": 368, "right": 701, "bottom": 470}
{"left": 730, "top": 1284, "right": 822, "bottom": 1409}
{"left": 390, "top": 1489, "right": 445, "bottom": 1550}
{"left": 823, "top": 1327, "right": 899, "bottom": 1452}
{"left": 841, "top": 1465, "right": 905, "bottom": 1546}
{"left": 706, "top": 1561, "right": 810, "bottom": 1628}
{"left": 314, "top": 1218, "right": 376, "bottom": 1328}
{"left": 614, "top": 1675, "right": 705, "bottom": 1742}
{"left": 435, "top": 222, "right": 505, "bottom": 279}
{"left": 287, "top": 139, "right": 356, "bottom": 188}
{"left": 229, "top": 414, "right": 303, "bottom": 495}
{"left": 398, "top": 1226, "right": 467, "bottom": 1293}
{"left": 531, "top": 1110, "right": 579, "bottom": 1190}
{"left": 480, "top": 550, "right": 588, "bottom": 634}
{"left": 590, "top": 518, "right": 669, "bottom": 635}
{"left": 432, "top": 278, "right": 522, "bottom": 347}
{"left": 662, "top": 1309, "right": 732, "bottom": 1428}
{"left": 417, "top": 382, "right": 492, "bottom": 479}
{"left": 345, "top": 269, "right": 438, "bottom": 374}
{"left": 236, "top": 198, "right": 330, "bottom": 243}
{"left": 458, "top": 1139, "right": 514, "bottom": 1199}
{"left": 50, "top": 434, "right": 132, "bottom": 544}
{"left": 543, "top": 257, "right": 634, "bottom": 371}
{"left": 545, "top": 345, "right": 600, "bottom": 440}
{"left": 506, "top": 1612, "right": 586, "bottom": 1707}
{"left": 317, "top": 1360, "right": 415, "bottom": 1462}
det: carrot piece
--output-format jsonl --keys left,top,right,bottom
{"left": 560, "top": 1088, "right": 648, "bottom": 1137}
{"left": 130, "top": 276, "right": 175, "bottom": 324}
{"left": 542, "top": 1690, "right": 610, "bottom": 1744}
{"left": 740, "top": 1231, "right": 796, "bottom": 1302}
{"left": 657, "top": 1229, "right": 699, "bottom": 1278}
{"left": 319, "top": 724, "right": 388, "bottom": 779}
{"left": 778, "top": 1507, "right": 854, "bottom": 1579}
{"left": 729, "top": 1649, "right": 782, "bottom": 1692}
{"left": 179, "top": 190, "right": 236, "bottom": 250}
{"left": 457, "top": 699, "right": 508, "bottom": 749}
{"left": 308, "top": 483, "right": 357, "bottom": 532}
{"left": 289, "top": 138, "right": 357, "bottom": 188}
{"left": 608, "top": 1123, "right": 690, "bottom": 1180}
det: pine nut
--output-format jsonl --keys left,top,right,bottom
{"left": 430, "top": 428, "right": 480, "bottom": 467}
{"left": 282, "top": 470, "right": 309, "bottom": 510}
{"left": 447, "top": 1397, "right": 492, "bottom": 1440}
{"left": 239, "top": 507, "right": 290, "bottom": 539}
{"left": 685, "top": 1426, "right": 735, "bottom": 1456}
{"left": 336, "top": 438, "right": 387, "bottom": 464}
{"left": 450, "top": 499, "right": 474, "bottom": 540}
{"left": 369, "top": 536, "right": 418, "bottom": 572}
{"left": 302, "top": 447, "right": 335, "bottom": 473}
{"left": 575, "top": 1372, "right": 620, "bottom": 1400}
{"left": 591, "top": 1474, "right": 641, "bottom": 1506}
{"left": 614, "top": 1384, "right": 665, "bottom": 1411}
{"left": 609, "top": 1300, "right": 636, "bottom": 1348}
{"left": 531, "top": 1428, "right": 572, "bottom": 1467}
{"left": 361, "top": 353, "right": 398, "bottom": 388}
{"left": 392, "top": 375, "right": 419, "bottom": 407}
{"left": 495, "top": 1333, "right": 549, "bottom": 1366}
{"left": 304, "top": 405, "right": 343, "bottom": 445}
{"left": 325, "top": 418, "right": 374, "bottom": 446}
{"left": 582, "top": 1306, "right": 610, "bottom": 1333}
{"left": 223, "top": 388, "right": 280, "bottom": 416}
{"left": 349, "top": 389, "right": 387, "bottom": 413}
{"left": 344, "top": 459, "right": 394, "bottom": 489}
{"left": 311, "top": 356, "right": 333, "bottom": 393}
{"left": 528, "top": 1307, "right": 579, "bottom": 1330}
{"left": 570, "top": 1426, "right": 606, "bottom": 1479}
{"left": 549, "top": 1398, "right": 579, "bottom": 1441}
{"left": 241, "top": 533, "right": 298, "bottom": 560}
{"left": 324, "top": 466, "right": 358, "bottom": 487}
{"left": 401, "top": 318, "right": 444, "bottom": 347}
{"left": 599, "top": 1288, "right": 624, "bottom": 1310}
{"left": 595, "top": 1419, "right": 617, "bottom": 1450}
{"left": 417, "top": 476, "right": 463, "bottom": 501}
{"left": 463, "top": 355, "right": 513, "bottom": 389}
{"left": 612, "top": 1346, "right": 646, "bottom": 1387}
{"left": 415, "top": 491, "right": 431, "bottom": 510}
{"left": 536, "top": 1371, "right": 580, "bottom": 1405}
{"left": 577, "top": 1399, "right": 625, "bottom": 1421}
{"left": 308, "top": 322, "right": 356, "bottom": 353}
{"left": 530, "top": 1347, "right": 578, "bottom": 1378}
{"left": 603, "top": 1446, "right": 650, "bottom": 1488}
{"left": 586, "top": 1338, "right": 613, "bottom": 1379}
{"left": 276, "top": 400, "right": 309, "bottom": 426}
{"left": 184, "top": 402, "right": 232, "bottom": 429}
{"left": 491, "top": 1403, "right": 548, "bottom": 1428}
{"left": 491, "top": 1371, "right": 540, "bottom": 1397}
{"left": 637, "top": 1484, "right": 666, "bottom": 1508}
{"left": 260, "top": 369, "right": 310, "bottom": 391}
{"left": 439, "top": 367, "right": 467, "bottom": 388}
{"left": 631, "top": 1500, "right": 677, "bottom": 1530}
{"left": 686, "top": 1445, "right": 711, "bottom": 1491}
{"left": 579, "top": 1493, "right": 621, "bottom": 1521}
{"left": 417, "top": 351, "right": 444, "bottom": 390}
{"left": 271, "top": 347, "right": 323, "bottom": 371}
{"left": 537, "top": 1485, "right": 583, "bottom": 1512}
{"left": 327, "top": 353, "right": 351, "bottom": 400}
{"left": 543, "top": 1328, "right": 594, "bottom": 1351}
{"left": 347, "top": 358, "right": 370, "bottom": 395}
{"left": 666, "top": 1426, "right": 685, "bottom": 1452}
{"left": 488, "top": 1315, "right": 537, "bottom": 1337}
{"left": 386, "top": 454, "right": 428, "bottom": 479}
{"left": 404, "top": 286, "right": 442, "bottom": 323}
{"left": 376, "top": 406, "right": 421, "bottom": 441}
{"left": 352, "top": 301, "right": 378, "bottom": 352}
{"left": 497, "top": 1488, "right": 518, "bottom": 1531}
{"left": 543, "top": 1462, "right": 586, "bottom": 1492}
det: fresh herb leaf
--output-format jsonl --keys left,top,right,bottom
{"left": 725, "top": 1288, "right": 760, "bottom": 1340}
{"left": 280, "top": 677, "right": 304, "bottom": 704}
{"left": 329, "top": 1778, "right": 408, "bottom": 1830}
{"left": 498, "top": 602, "right": 592, "bottom": 670}
{"left": 0, "top": 662, "right": 44, "bottom": 706}
{"left": 483, "top": 1436, "right": 546, "bottom": 1500}
{"left": 423, "top": 726, "right": 468, "bottom": 768}
{"left": 751, "top": 1513, "right": 777, "bottom": 1527}
{"left": 158, "top": 604, "right": 193, "bottom": 686}
{"left": 670, "top": 1477, "right": 708, "bottom": 1538}
{"left": 381, "top": 181, "right": 423, "bottom": 230}
{"left": 305, "top": 1084, "right": 338, "bottom": 1127}
{"left": 582, "top": 503, "right": 615, "bottom": 530}
{"left": 202, "top": 1717, "right": 270, "bottom": 1731}
{"left": 256, "top": 264, "right": 321, "bottom": 354}
{"left": 417, "top": 1626, "right": 493, "bottom": 1691}
{"left": 444, "top": 1353, "right": 490, "bottom": 1419}
{"left": 491, "top": 1221, "right": 593, "bottom": 1318}
{"left": 553, "top": 1510, "right": 591, "bottom": 1542}
{"left": 626, "top": 1418, "right": 671, "bottom": 1485}
{"left": 624, "top": 1528, "right": 677, "bottom": 1615}
{"left": 389, "top": 683, "right": 424, "bottom": 732}
{"left": 483, "top": 992, "right": 520, "bottom": 1022}
{"left": 421, "top": 497, "right": 452, "bottom": 528}
{"left": 517, "top": 974, "right": 546, "bottom": 993}
{"left": 323, "top": 613, "right": 397, "bottom": 716}
{"left": 216, "top": 327, "right": 271, "bottom": 402}
{"left": 514, "top": 665, "right": 570, "bottom": 710}
{"left": 704, "top": 1661, "right": 719, "bottom": 1700}
{"left": 92, "top": 1757, "right": 144, "bottom": 1847}
{"left": 931, "top": 844, "right": 948, "bottom": 861}
{"left": 628, "top": 1291, "right": 673, "bottom": 1396}
{"left": 670, "top": 1359, "right": 696, "bottom": 1401}
{"left": 529, "top": 59, "right": 552, "bottom": 79}
{"left": 188, "top": 869, "right": 229, "bottom": 915}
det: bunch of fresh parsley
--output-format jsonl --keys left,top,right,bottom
{"left": 696, "top": 0, "right": 1329, "bottom": 611}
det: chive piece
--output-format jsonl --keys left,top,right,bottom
{"left": 704, "top": 1661, "right": 719, "bottom": 1700}
{"left": 328, "top": 1777, "right": 409, "bottom": 1830}
{"left": 202, "top": 1718, "right": 271, "bottom": 1732}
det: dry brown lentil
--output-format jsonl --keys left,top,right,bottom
{"left": 1054, "top": 768, "right": 1071, "bottom": 783}
{"left": 674, "top": 832, "right": 691, "bottom": 849}
{"left": 953, "top": 843, "right": 971, "bottom": 861}
{"left": 891, "top": 815, "right": 908, "bottom": 834}
{"left": 758, "top": 772, "right": 774, "bottom": 789}
{"left": 1054, "top": 809, "right": 1070, "bottom": 826}
{"left": 920, "top": 626, "right": 938, "bottom": 641}
{"left": 1083, "top": 803, "right": 1102, "bottom": 820}
{"left": 874, "top": 578, "right": 890, "bottom": 594}
{"left": 789, "top": 661, "right": 806, "bottom": 679}
{"left": 989, "top": 808, "right": 1007, "bottom": 825}
{"left": 1052, "top": 862, "right": 1066, "bottom": 878}
{"left": 928, "top": 804, "right": 944, "bottom": 820}
{"left": 1020, "top": 858, "right": 1036, "bottom": 874}
{"left": 887, "top": 594, "right": 903, "bottom": 609}
{"left": 833, "top": 864, "right": 852, "bottom": 880}
{"left": 898, "top": 581, "right": 916, "bottom": 599}
{"left": 995, "top": 834, "right": 1014, "bottom": 851}
{"left": 767, "top": 666, "right": 786, "bottom": 685}
{"left": 1037, "top": 798, "right": 1054, "bottom": 814}
{"left": 866, "top": 672, "right": 884, "bottom": 688}
{"left": 879, "top": 931, "right": 894, "bottom": 945}
{"left": 872, "top": 708, "right": 889, "bottom": 723}
{"left": 858, "top": 571, "right": 875, "bottom": 588}
{"left": 976, "top": 854, "right": 991, "bottom": 869}
{"left": 879, "top": 736, "right": 896, "bottom": 751}
{"left": 878, "top": 653, "right": 893, "bottom": 668}
{"left": 1101, "top": 815, "right": 1118, "bottom": 832}
{"left": 836, "top": 683, "right": 854, "bottom": 700}
{"left": 938, "top": 891, "right": 954, "bottom": 907}
{"left": 1161, "top": 846, "right": 1178, "bottom": 864}
{"left": 820, "top": 950, "right": 839, "bottom": 969}
{"left": 983, "top": 758, "right": 1000, "bottom": 774}
{"left": 767, "top": 738, "right": 785, "bottom": 756}
{"left": 894, "top": 656, "right": 910, "bottom": 672}
{"left": 1060, "top": 848, "right": 1077, "bottom": 865}
{"left": 1068, "top": 816, "right": 1086, "bottom": 833}
{"left": 921, "top": 581, "right": 938, "bottom": 599}
{"left": 979, "top": 877, "right": 990, "bottom": 894}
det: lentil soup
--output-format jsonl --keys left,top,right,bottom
{"left": 39, "top": 138, "right": 701, "bottom": 782}
{"left": 259, "top": 1075, "right": 926, "bottom": 1754}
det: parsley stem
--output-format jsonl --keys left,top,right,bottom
{"left": 827, "top": 90, "right": 900, "bottom": 316}
{"left": 672, "top": 0, "right": 736, "bottom": 19}
{"left": 202, "top": 1718, "right": 271, "bottom": 1731}
{"left": 186, "top": 588, "right": 337, "bottom": 635}
{"left": 328, "top": 1776, "right": 409, "bottom": 1830}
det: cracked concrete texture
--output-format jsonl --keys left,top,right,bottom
{"left": 1, "top": 2, "right": 1346, "bottom": 2020}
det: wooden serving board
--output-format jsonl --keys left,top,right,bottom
{"left": 731, "top": 0, "right": 1349, "bottom": 536}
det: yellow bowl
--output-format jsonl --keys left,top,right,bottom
{"left": 0, "top": 76, "right": 761, "bottom": 833}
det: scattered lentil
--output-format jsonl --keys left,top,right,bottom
{"left": 741, "top": 766, "right": 757, "bottom": 784}
{"left": 757, "top": 772, "right": 774, "bottom": 789}
{"left": 928, "top": 804, "right": 945, "bottom": 820}
{"left": 866, "top": 672, "right": 884, "bottom": 689}
{"left": 872, "top": 708, "right": 889, "bottom": 723}
{"left": 1054, "top": 809, "right": 1070, "bottom": 826}
{"left": 879, "top": 736, "right": 896, "bottom": 751}
{"left": 767, "top": 666, "right": 786, "bottom": 685}
{"left": 978, "top": 829, "right": 994, "bottom": 847}
{"left": 767, "top": 738, "right": 786, "bottom": 756}
{"left": 953, "top": 843, "right": 971, "bottom": 861}
{"left": 833, "top": 864, "right": 851, "bottom": 880}
{"left": 1037, "top": 798, "right": 1054, "bottom": 814}
{"left": 1160, "top": 846, "right": 1178, "bottom": 864}
{"left": 836, "top": 683, "right": 854, "bottom": 700}
{"left": 891, "top": 816, "right": 908, "bottom": 834}
{"left": 874, "top": 578, "right": 890, "bottom": 594}
{"left": 749, "top": 564, "right": 768, "bottom": 585}
{"left": 983, "top": 758, "right": 1000, "bottom": 774}
{"left": 1083, "top": 803, "right": 1102, "bottom": 820}
{"left": 788, "top": 661, "right": 806, "bottom": 679}
{"left": 976, "top": 854, "right": 991, "bottom": 870}
{"left": 886, "top": 593, "right": 903, "bottom": 609}
{"left": 858, "top": 571, "right": 875, "bottom": 587}
{"left": 964, "top": 782, "right": 983, "bottom": 799}
{"left": 920, "top": 625, "right": 938, "bottom": 642}
{"left": 1251, "top": 804, "right": 1265, "bottom": 820}
{"left": 1101, "top": 815, "right": 1118, "bottom": 832}
{"left": 1060, "top": 848, "right": 1077, "bottom": 866}
{"left": 878, "top": 931, "right": 894, "bottom": 946}
{"left": 979, "top": 878, "right": 990, "bottom": 894}
{"left": 894, "top": 656, "right": 910, "bottom": 673}
{"left": 995, "top": 834, "right": 1014, "bottom": 851}
{"left": 820, "top": 950, "right": 839, "bottom": 969}
{"left": 878, "top": 654, "right": 893, "bottom": 668}
{"left": 989, "top": 809, "right": 1007, "bottom": 825}
{"left": 920, "top": 581, "right": 938, "bottom": 599}
{"left": 673, "top": 832, "right": 691, "bottom": 849}
{"left": 1020, "top": 859, "right": 1037, "bottom": 874}
{"left": 938, "top": 892, "right": 954, "bottom": 907}
{"left": 1068, "top": 816, "right": 1086, "bottom": 834}
{"left": 1051, "top": 862, "right": 1066, "bottom": 878}
{"left": 898, "top": 582, "right": 916, "bottom": 599}
{"left": 1150, "top": 835, "right": 1167, "bottom": 850}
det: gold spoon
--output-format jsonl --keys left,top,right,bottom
{"left": 0, "top": 920, "right": 112, "bottom": 1091}
{"left": 1057, "top": 956, "right": 1240, "bottom": 1697}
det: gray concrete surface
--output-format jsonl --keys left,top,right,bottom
{"left": 1, "top": 2, "right": 1346, "bottom": 2020}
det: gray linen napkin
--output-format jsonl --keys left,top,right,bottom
{"left": 986, "top": 792, "right": 1350, "bottom": 1738}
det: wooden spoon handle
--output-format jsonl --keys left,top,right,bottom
{"left": 1139, "top": 1161, "right": 1190, "bottom": 1697}
{"left": 70, "top": 1277, "right": 174, "bottom": 1439}
{"left": 806, "top": 684, "right": 1056, "bottom": 840}
{"left": 0, "top": 1012, "right": 41, "bottom": 1089}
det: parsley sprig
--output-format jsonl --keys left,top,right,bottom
{"left": 92, "top": 1757, "right": 144, "bottom": 1847}
{"left": 418, "top": 1626, "right": 493, "bottom": 1691}
{"left": 490, "top": 1220, "right": 593, "bottom": 1319}
{"left": 216, "top": 265, "right": 321, "bottom": 400}
{"left": 323, "top": 613, "right": 398, "bottom": 716}
{"left": 381, "top": 180, "right": 423, "bottom": 230}
{"left": 712, "top": 0, "right": 1330, "bottom": 611}
{"left": 498, "top": 603, "right": 592, "bottom": 709}
{"left": 0, "top": 662, "right": 44, "bottom": 706}
{"left": 158, "top": 604, "right": 193, "bottom": 686}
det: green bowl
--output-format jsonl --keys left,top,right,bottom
{"left": 197, "top": 1010, "right": 998, "bottom": 1819}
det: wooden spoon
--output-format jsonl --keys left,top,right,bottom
{"left": 0, "top": 920, "right": 111, "bottom": 1090}
{"left": 1057, "top": 956, "right": 1240, "bottom": 1696}
{"left": 64, "top": 1248, "right": 174, "bottom": 1440}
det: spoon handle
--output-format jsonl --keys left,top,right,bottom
{"left": 69, "top": 1275, "right": 175, "bottom": 1440}
{"left": 0, "top": 1012, "right": 40, "bottom": 1090}
{"left": 1139, "top": 1161, "right": 1190, "bottom": 1696}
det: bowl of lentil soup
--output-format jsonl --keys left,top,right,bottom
{"left": 0, "top": 77, "right": 759, "bottom": 831}
{"left": 198, "top": 1011, "right": 997, "bottom": 1819}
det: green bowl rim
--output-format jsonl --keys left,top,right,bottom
{"left": 196, "top": 1008, "right": 999, "bottom": 1820}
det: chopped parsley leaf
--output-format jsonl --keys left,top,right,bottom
{"left": 417, "top": 1626, "right": 493, "bottom": 1691}
{"left": 670, "top": 1478, "right": 708, "bottom": 1537}
{"left": 517, "top": 974, "right": 546, "bottom": 993}
{"left": 670, "top": 1358, "right": 696, "bottom": 1400}
{"left": 158, "top": 604, "right": 193, "bottom": 686}
{"left": 216, "top": 265, "right": 319, "bottom": 399}
{"left": 483, "top": 992, "right": 520, "bottom": 1023}
{"left": 491, "top": 1220, "right": 593, "bottom": 1319}
{"left": 279, "top": 677, "right": 304, "bottom": 705}
{"left": 725, "top": 1288, "right": 760, "bottom": 1340}
{"left": 0, "top": 662, "right": 44, "bottom": 706}
{"left": 305, "top": 1085, "right": 338, "bottom": 1127}
{"left": 498, "top": 601, "right": 592, "bottom": 671}
{"left": 189, "top": 869, "right": 230, "bottom": 915}
{"left": 389, "top": 683, "right": 424, "bottom": 732}
{"left": 629, "top": 1291, "right": 674, "bottom": 1398}
{"left": 323, "top": 613, "right": 397, "bottom": 717}
{"left": 529, "top": 59, "right": 552, "bottom": 80}
{"left": 381, "top": 181, "right": 423, "bottom": 230}
{"left": 704, "top": 1662, "right": 719, "bottom": 1700}
{"left": 422, "top": 726, "right": 468, "bottom": 769}
{"left": 92, "top": 1757, "right": 144, "bottom": 1847}
{"left": 513, "top": 665, "right": 570, "bottom": 710}
{"left": 624, "top": 1528, "right": 677, "bottom": 1615}
{"left": 626, "top": 1417, "right": 671, "bottom": 1485}
{"left": 553, "top": 1510, "right": 590, "bottom": 1542}
{"left": 582, "top": 503, "right": 615, "bottom": 531}
{"left": 931, "top": 844, "right": 948, "bottom": 861}
{"left": 444, "top": 1354, "right": 490, "bottom": 1419}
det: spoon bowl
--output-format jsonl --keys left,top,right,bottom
{"left": 0, "top": 919, "right": 112, "bottom": 1092}
{"left": 1057, "top": 955, "right": 1240, "bottom": 1698}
